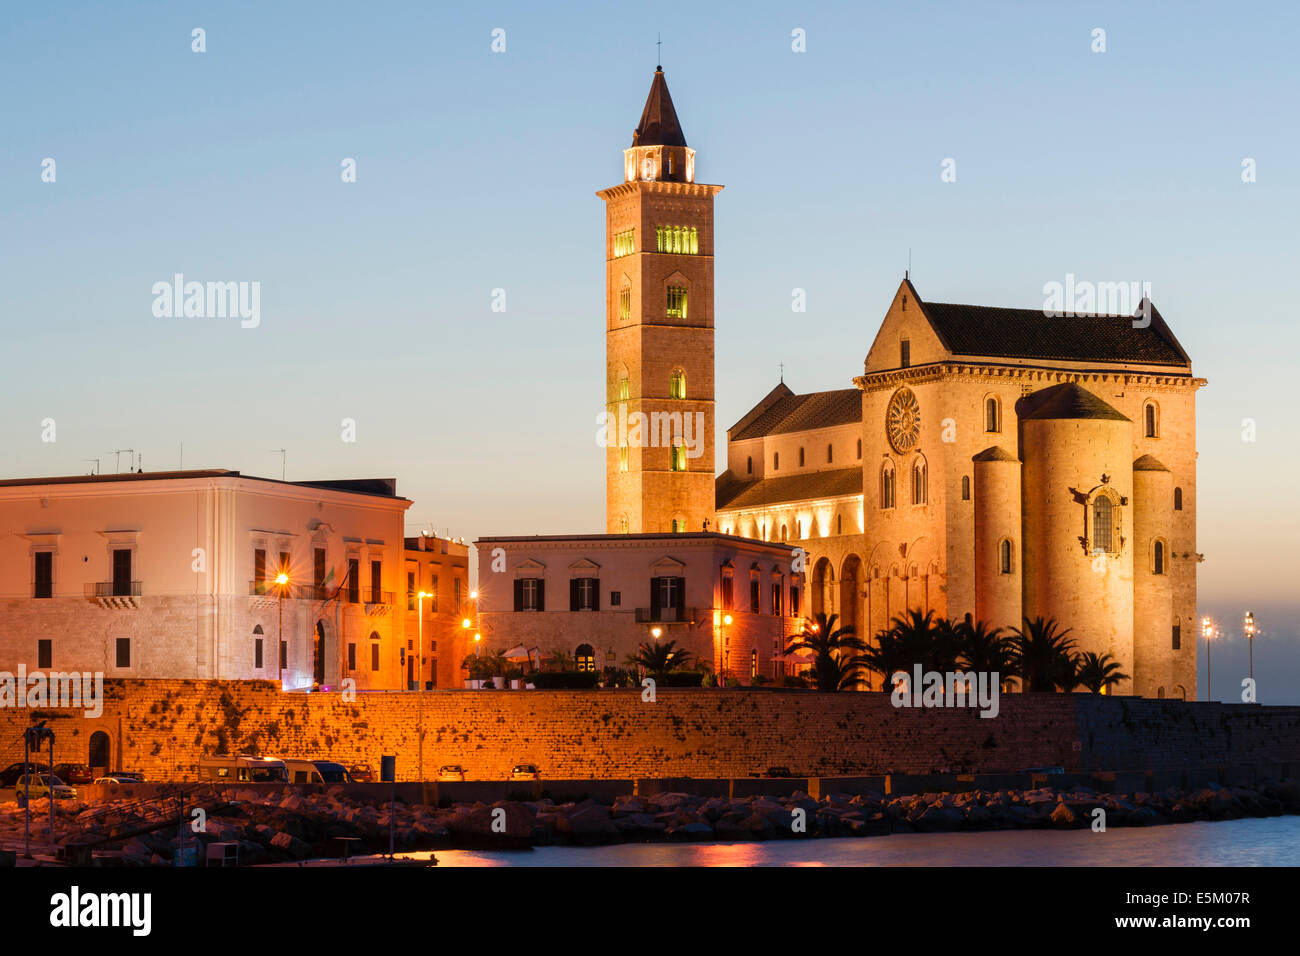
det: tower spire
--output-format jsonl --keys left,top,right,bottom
{"left": 632, "top": 67, "right": 687, "bottom": 148}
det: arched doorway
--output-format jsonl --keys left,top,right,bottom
{"left": 89, "top": 731, "right": 110, "bottom": 775}
{"left": 840, "top": 555, "right": 862, "bottom": 637}
{"left": 811, "top": 557, "right": 834, "bottom": 617}
{"left": 575, "top": 644, "right": 596, "bottom": 672}
{"left": 314, "top": 621, "right": 327, "bottom": 686}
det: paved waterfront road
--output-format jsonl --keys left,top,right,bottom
{"left": 406, "top": 816, "right": 1300, "bottom": 867}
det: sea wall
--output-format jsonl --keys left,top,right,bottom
{"left": 4, "top": 680, "right": 1298, "bottom": 781}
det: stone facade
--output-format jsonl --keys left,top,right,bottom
{"left": 717, "top": 279, "right": 1205, "bottom": 699}
{"left": 0, "top": 470, "right": 417, "bottom": 690}
{"left": 472, "top": 533, "right": 801, "bottom": 683}
{"left": 6, "top": 680, "right": 1296, "bottom": 782}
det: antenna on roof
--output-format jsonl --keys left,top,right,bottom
{"left": 179, "top": 442, "right": 183, "bottom": 470}
{"left": 83, "top": 458, "right": 100, "bottom": 476}
{"left": 113, "top": 449, "right": 135, "bottom": 473}
{"left": 270, "top": 449, "right": 286, "bottom": 481}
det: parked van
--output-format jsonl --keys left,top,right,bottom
{"left": 197, "top": 755, "right": 288, "bottom": 783}
{"left": 284, "top": 759, "right": 353, "bottom": 784}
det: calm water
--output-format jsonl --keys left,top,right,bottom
{"left": 404, "top": 816, "right": 1300, "bottom": 867}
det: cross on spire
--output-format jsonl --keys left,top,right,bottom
{"left": 657, "top": 33, "right": 662, "bottom": 68}
{"left": 779, "top": 362, "right": 784, "bottom": 383}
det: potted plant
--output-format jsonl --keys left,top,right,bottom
{"left": 505, "top": 666, "right": 525, "bottom": 690}
{"left": 462, "top": 653, "right": 492, "bottom": 688}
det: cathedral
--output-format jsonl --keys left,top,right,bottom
{"left": 603, "top": 67, "right": 1204, "bottom": 698}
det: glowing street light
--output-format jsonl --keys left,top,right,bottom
{"left": 1201, "top": 616, "right": 1213, "bottom": 701}
{"left": 651, "top": 626, "right": 662, "bottom": 640}
{"left": 1244, "top": 611, "right": 1256, "bottom": 693}
{"left": 276, "top": 571, "right": 290, "bottom": 687}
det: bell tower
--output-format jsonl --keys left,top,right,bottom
{"left": 598, "top": 67, "right": 721, "bottom": 534}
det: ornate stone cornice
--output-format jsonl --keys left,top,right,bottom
{"left": 596, "top": 181, "right": 725, "bottom": 201}
{"left": 854, "top": 362, "right": 1207, "bottom": 393}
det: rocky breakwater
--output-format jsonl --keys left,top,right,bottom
{"left": 5, "top": 778, "right": 1299, "bottom": 865}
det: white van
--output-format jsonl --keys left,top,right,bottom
{"left": 197, "top": 755, "right": 289, "bottom": 783}
{"left": 284, "top": 759, "right": 353, "bottom": 784}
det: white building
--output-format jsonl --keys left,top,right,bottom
{"left": 0, "top": 469, "right": 413, "bottom": 689}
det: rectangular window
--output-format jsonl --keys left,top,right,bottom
{"left": 666, "top": 285, "right": 688, "bottom": 320}
{"left": 771, "top": 582, "right": 782, "bottom": 616}
{"left": 115, "top": 637, "right": 131, "bottom": 668}
{"left": 900, "top": 339, "right": 911, "bottom": 368}
{"left": 790, "top": 585, "right": 800, "bottom": 617}
{"left": 279, "top": 551, "right": 290, "bottom": 578}
{"left": 721, "top": 572, "right": 734, "bottom": 611}
{"left": 455, "top": 578, "right": 464, "bottom": 613}
{"left": 655, "top": 224, "right": 698, "bottom": 254}
{"left": 314, "top": 548, "right": 327, "bottom": 593}
{"left": 1172, "top": 624, "right": 1181, "bottom": 650}
{"left": 348, "top": 643, "right": 357, "bottom": 670}
{"left": 38, "top": 639, "right": 52, "bottom": 669}
{"left": 348, "top": 558, "right": 360, "bottom": 603}
{"left": 619, "top": 446, "right": 629, "bottom": 472}
{"left": 112, "top": 549, "right": 132, "bottom": 596}
{"left": 254, "top": 548, "right": 266, "bottom": 585}
{"left": 254, "top": 638, "right": 263, "bottom": 670}
{"left": 407, "top": 571, "right": 416, "bottom": 610}
{"left": 515, "top": 578, "right": 544, "bottom": 612}
{"left": 618, "top": 289, "right": 631, "bottom": 321}
{"left": 429, "top": 576, "right": 439, "bottom": 612}
{"left": 570, "top": 577, "right": 599, "bottom": 611}
{"left": 670, "top": 443, "right": 687, "bottom": 472}
{"left": 609, "top": 590, "right": 621, "bottom": 607}
{"left": 370, "top": 559, "right": 382, "bottom": 598}
{"left": 613, "top": 229, "right": 635, "bottom": 257}
{"left": 34, "top": 551, "right": 53, "bottom": 599}
{"left": 750, "top": 580, "right": 761, "bottom": 614}
{"left": 371, "top": 643, "right": 380, "bottom": 671}
{"left": 650, "top": 576, "right": 684, "bottom": 621}
{"left": 280, "top": 640, "right": 287, "bottom": 670}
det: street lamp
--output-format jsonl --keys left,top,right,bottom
{"left": 651, "top": 626, "right": 662, "bottom": 640}
{"left": 1244, "top": 611, "right": 1256, "bottom": 694}
{"left": 416, "top": 591, "right": 430, "bottom": 691}
{"left": 276, "top": 572, "right": 289, "bottom": 686}
{"left": 1200, "top": 616, "right": 1213, "bottom": 701}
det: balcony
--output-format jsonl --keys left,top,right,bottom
{"left": 86, "top": 581, "right": 141, "bottom": 609}
{"left": 363, "top": 588, "right": 394, "bottom": 617}
{"left": 633, "top": 606, "right": 700, "bottom": 625}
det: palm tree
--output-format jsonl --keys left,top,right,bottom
{"left": 1074, "top": 652, "right": 1130, "bottom": 694}
{"left": 634, "top": 640, "right": 693, "bottom": 679}
{"left": 784, "top": 612, "right": 868, "bottom": 691}
{"left": 1009, "top": 617, "right": 1077, "bottom": 692}
{"left": 955, "top": 617, "right": 1016, "bottom": 688}
{"left": 547, "top": 648, "right": 574, "bottom": 671}
{"left": 862, "top": 609, "right": 960, "bottom": 689}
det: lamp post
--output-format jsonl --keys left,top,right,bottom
{"left": 276, "top": 572, "right": 289, "bottom": 687}
{"left": 1244, "top": 611, "right": 1256, "bottom": 697}
{"left": 1200, "top": 616, "right": 1213, "bottom": 701}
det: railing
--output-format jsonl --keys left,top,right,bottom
{"left": 363, "top": 588, "right": 394, "bottom": 605}
{"left": 87, "top": 581, "right": 141, "bottom": 598}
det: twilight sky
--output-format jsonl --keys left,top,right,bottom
{"left": 2, "top": 1, "right": 1296, "bottom": 700}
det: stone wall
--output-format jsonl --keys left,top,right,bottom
{"left": 2, "top": 681, "right": 1297, "bottom": 782}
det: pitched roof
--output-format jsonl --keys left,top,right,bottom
{"left": 1020, "top": 383, "right": 1130, "bottom": 422}
{"left": 919, "top": 297, "right": 1190, "bottom": 367}
{"left": 716, "top": 466, "right": 863, "bottom": 511}
{"left": 730, "top": 387, "right": 861, "bottom": 441}
{"left": 632, "top": 68, "right": 687, "bottom": 147}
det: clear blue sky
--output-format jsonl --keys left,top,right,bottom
{"left": 2, "top": 1, "right": 1296, "bottom": 699}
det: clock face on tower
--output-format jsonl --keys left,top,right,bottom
{"left": 886, "top": 387, "right": 921, "bottom": 454}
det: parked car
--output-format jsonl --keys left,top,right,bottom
{"left": 0, "top": 763, "right": 40, "bottom": 788}
{"left": 1022, "top": 766, "right": 1065, "bottom": 775}
{"left": 53, "top": 763, "right": 93, "bottom": 785}
{"left": 349, "top": 765, "right": 374, "bottom": 783}
{"left": 438, "top": 765, "right": 467, "bottom": 782}
{"left": 197, "top": 755, "right": 288, "bottom": 783}
{"left": 93, "top": 775, "right": 142, "bottom": 785}
{"left": 16, "top": 773, "right": 76, "bottom": 801}
{"left": 510, "top": 764, "right": 540, "bottom": 780}
{"left": 119, "top": 770, "right": 148, "bottom": 781}
{"left": 284, "top": 759, "right": 353, "bottom": 784}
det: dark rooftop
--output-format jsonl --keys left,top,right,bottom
{"left": 730, "top": 387, "right": 861, "bottom": 442}
{"left": 716, "top": 466, "right": 863, "bottom": 511}
{"left": 632, "top": 68, "right": 687, "bottom": 147}
{"left": 0, "top": 469, "right": 404, "bottom": 499}
{"left": 920, "top": 297, "right": 1191, "bottom": 367}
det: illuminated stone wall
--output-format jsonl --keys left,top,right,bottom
{"left": 4, "top": 680, "right": 1298, "bottom": 783}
